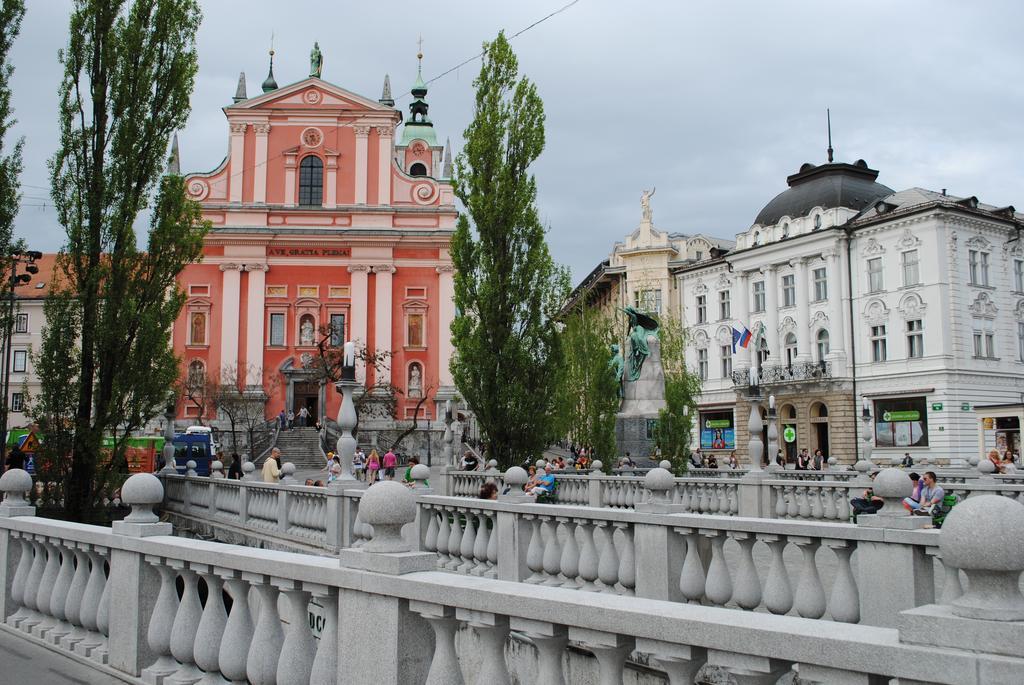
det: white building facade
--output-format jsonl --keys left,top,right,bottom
{"left": 676, "top": 160, "right": 1024, "bottom": 464}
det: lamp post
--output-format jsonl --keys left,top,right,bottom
{"left": 746, "top": 367, "right": 763, "bottom": 472}
{"left": 854, "top": 397, "right": 875, "bottom": 478}
{"left": 0, "top": 249, "right": 42, "bottom": 462}
{"left": 766, "top": 394, "right": 778, "bottom": 469}
{"left": 333, "top": 341, "right": 359, "bottom": 482}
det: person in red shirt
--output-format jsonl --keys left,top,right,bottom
{"left": 382, "top": 449, "right": 398, "bottom": 480}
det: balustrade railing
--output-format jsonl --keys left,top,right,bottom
{"left": 1, "top": 470, "right": 1022, "bottom": 685}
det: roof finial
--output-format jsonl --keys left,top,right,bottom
{"left": 262, "top": 35, "right": 278, "bottom": 93}
{"left": 379, "top": 74, "right": 394, "bottom": 107}
{"left": 826, "top": 108, "right": 834, "bottom": 163}
{"left": 233, "top": 72, "right": 247, "bottom": 103}
{"left": 417, "top": 34, "right": 424, "bottom": 75}
{"left": 168, "top": 133, "right": 180, "bottom": 175}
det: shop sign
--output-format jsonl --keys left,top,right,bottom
{"left": 704, "top": 419, "right": 731, "bottom": 429}
{"left": 882, "top": 410, "right": 920, "bottom": 422}
{"left": 931, "top": 402, "right": 943, "bottom": 411}
{"left": 783, "top": 426, "right": 796, "bottom": 443}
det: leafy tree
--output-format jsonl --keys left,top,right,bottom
{"left": 44, "top": 0, "right": 206, "bottom": 517}
{"left": 558, "top": 305, "right": 619, "bottom": 464}
{"left": 654, "top": 315, "right": 702, "bottom": 473}
{"left": 451, "top": 32, "right": 570, "bottom": 469}
{"left": 0, "top": 0, "right": 24, "bottom": 258}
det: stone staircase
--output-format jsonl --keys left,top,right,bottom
{"left": 273, "top": 427, "right": 324, "bottom": 470}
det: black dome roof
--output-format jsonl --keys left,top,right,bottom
{"left": 754, "top": 160, "right": 893, "bottom": 227}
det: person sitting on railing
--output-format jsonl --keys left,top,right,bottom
{"left": 901, "top": 452, "right": 914, "bottom": 468}
{"left": 904, "top": 471, "right": 945, "bottom": 514}
{"left": 479, "top": 482, "right": 498, "bottom": 500}
{"left": 796, "top": 449, "right": 810, "bottom": 471}
{"left": 727, "top": 451, "right": 739, "bottom": 469}
{"left": 775, "top": 449, "right": 785, "bottom": 469}
{"left": 902, "top": 472, "right": 923, "bottom": 510}
{"left": 262, "top": 448, "right": 282, "bottom": 483}
{"left": 986, "top": 449, "right": 1006, "bottom": 474}
{"left": 812, "top": 449, "right": 825, "bottom": 470}
{"left": 690, "top": 448, "right": 703, "bottom": 469}
{"left": 706, "top": 455, "right": 718, "bottom": 469}
{"left": 528, "top": 464, "right": 556, "bottom": 498}
{"left": 460, "top": 451, "right": 480, "bottom": 472}
{"left": 850, "top": 470, "right": 883, "bottom": 522}
{"left": 1002, "top": 454, "right": 1018, "bottom": 473}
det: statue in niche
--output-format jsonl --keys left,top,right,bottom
{"left": 408, "top": 363, "right": 423, "bottom": 398}
{"left": 622, "top": 306, "right": 660, "bottom": 381}
{"left": 300, "top": 317, "right": 315, "bottom": 346}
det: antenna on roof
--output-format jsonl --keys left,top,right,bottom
{"left": 826, "top": 108, "right": 834, "bottom": 163}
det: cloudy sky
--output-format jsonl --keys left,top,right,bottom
{"left": 9, "top": 0, "right": 1024, "bottom": 281}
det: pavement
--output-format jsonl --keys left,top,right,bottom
{"left": 0, "top": 626, "right": 128, "bottom": 684}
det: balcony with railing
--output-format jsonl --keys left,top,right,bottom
{"left": 731, "top": 360, "right": 833, "bottom": 387}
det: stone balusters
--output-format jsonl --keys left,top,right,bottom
{"left": 75, "top": 545, "right": 109, "bottom": 659}
{"left": 60, "top": 543, "right": 91, "bottom": 651}
{"left": 31, "top": 536, "right": 61, "bottom": 639}
{"left": 141, "top": 557, "right": 179, "bottom": 685}
{"left": 412, "top": 602, "right": 465, "bottom": 685}
{"left": 45, "top": 540, "right": 76, "bottom": 645}
{"left": 461, "top": 610, "right": 511, "bottom": 685}
{"left": 758, "top": 534, "right": 793, "bottom": 615}
{"left": 307, "top": 585, "right": 339, "bottom": 685}
{"left": 218, "top": 571, "right": 254, "bottom": 685}
{"left": 571, "top": 628, "right": 634, "bottom": 685}
{"left": 5, "top": 533, "right": 33, "bottom": 629}
{"left": 514, "top": 619, "right": 568, "bottom": 685}
{"left": 275, "top": 579, "right": 316, "bottom": 685}
{"left": 245, "top": 576, "right": 283, "bottom": 685}
{"left": 166, "top": 561, "right": 204, "bottom": 684}
{"left": 193, "top": 566, "right": 229, "bottom": 684}
{"left": 638, "top": 639, "right": 707, "bottom": 685}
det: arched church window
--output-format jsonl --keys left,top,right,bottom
{"left": 409, "top": 162, "right": 427, "bottom": 177}
{"left": 190, "top": 312, "right": 206, "bottom": 345}
{"left": 187, "top": 359, "right": 205, "bottom": 385}
{"left": 299, "top": 156, "right": 323, "bottom": 206}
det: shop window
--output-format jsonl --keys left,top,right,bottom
{"left": 699, "top": 411, "right": 735, "bottom": 450}
{"left": 874, "top": 397, "right": 929, "bottom": 447}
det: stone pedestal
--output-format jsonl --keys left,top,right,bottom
{"left": 616, "top": 334, "right": 666, "bottom": 460}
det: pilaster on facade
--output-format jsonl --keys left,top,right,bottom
{"left": 436, "top": 264, "right": 456, "bottom": 387}
{"left": 347, "top": 264, "right": 371, "bottom": 382}
{"left": 353, "top": 126, "right": 370, "bottom": 205}
{"left": 228, "top": 123, "right": 247, "bottom": 203}
{"left": 219, "top": 263, "right": 244, "bottom": 373}
{"left": 376, "top": 126, "right": 393, "bottom": 206}
{"left": 252, "top": 123, "right": 271, "bottom": 204}
{"left": 372, "top": 264, "right": 396, "bottom": 386}
{"left": 791, "top": 257, "right": 811, "bottom": 362}
{"left": 244, "top": 263, "right": 269, "bottom": 386}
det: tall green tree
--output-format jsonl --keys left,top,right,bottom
{"left": 451, "top": 32, "right": 570, "bottom": 469}
{"left": 654, "top": 315, "right": 702, "bottom": 473}
{"left": 0, "top": 0, "right": 24, "bottom": 258}
{"left": 43, "top": 0, "right": 206, "bottom": 517}
{"left": 557, "top": 305, "right": 619, "bottom": 464}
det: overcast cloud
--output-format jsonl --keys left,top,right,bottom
{"left": 9, "top": 0, "right": 1024, "bottom": 281}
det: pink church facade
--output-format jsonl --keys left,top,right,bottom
{"left": 173, "top": 60, "right": 458, "bottom": 428}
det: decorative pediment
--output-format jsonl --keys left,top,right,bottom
{"left": 860, "top": 238, "right": 885, "bottom": 257}
{"left": 694, "top": 281, "right": 708, "bottom": 295}
{"left": 896, "top": 229, "right": 921, "bottom": 250}
{"left": 692, "top": 329, "right": 710, "bottom": 348}
{"left": 809, "top": 310, "right": 829, "bottom": 329}
{"left": 862, "top": 298, "right": 890, "bottom": 324}
{"left": 228, "top": 77, "right": 395, "bottom": 114}
{"left": 716, "top": 326, "right": 732, "bottom": 347}
{"left": 897, "top": 292, "right": 927, "bottom": 319}
{"left": 969, "top": 292, "right": 998, "bottom": 318}
{"left": 965, "top": 235, "right": 992, "bottom": 251}
{"left": 1005, "top": 241, "right": 1023, "bottom": 258}
{"left": 715, "top": 273, "right": 732, "bottom": 289}
{"left": 779, "top": 316, "right": 797, "bottom": 335}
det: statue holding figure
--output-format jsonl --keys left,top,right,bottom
{"left": 310, "top": 42, "right": 323, "bottom": 78}
{"left": 641, "top": 187, "right": 656, "bottom": 222}
{"left": 622, "top": 306, "right": 660, "bottom": 381}
{"left": 608, "top": 344, "right": 625, "bottom": 397}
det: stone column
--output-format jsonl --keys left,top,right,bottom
{"left": 324, "top": 152, "right": 338, "bottom": 209}
{"left": 735, "top": 270, "right": 750, "bottom": 370}
{"left": 376, "top": 125, "right": 393, "bottom": 205}
{"left": 245, "top": 264, "right": 268, "bottom": 386}
{"left": 373, "top": 264, "right": 395, "bottom": 386}
{"left": 219, "top": 263, "right": 243, "bottom": 376}
{"left": 762, "top": 265, "right": 779, "bottom": 364}
{"left": 436, "top": 264, "right": 456, "bottom": 388}
{"left": 826, "top": 248, "right": 846, "bottom": 361}
{"left": 228, "top": 122, "right": 246, "bottom": 203}
{"left": 793, "top": 257, "right": 810, "bottom": 361}
{"left": 354, "top": 126, "right": 370, "bottom": 205}
{"left": 252, "top": 123, "right": 270, "bottom": 204}
{"left": 347, "top": 265, "right": 370, "bottom": 383}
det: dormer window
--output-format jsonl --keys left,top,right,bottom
{"left": 752, "top": 231, "right": 761, "bottom": 246}
{"left": 298, "top": 155, "right": 323, "bottom": 206}
{"left": 813, "top": 214, "right": 822, "bottom": 230}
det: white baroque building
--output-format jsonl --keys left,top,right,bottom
{"left": 574, "top": 158, "right": 1024, "bottom": 464}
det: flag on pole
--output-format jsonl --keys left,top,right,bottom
{"left": 731, "top": 324, "right": 752, "bottom": 353}
{"left": 751, "top": 321, "right": 766, "bottom": 354}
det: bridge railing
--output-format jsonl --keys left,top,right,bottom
{"left": 1, "top": 470, "right": 1022, "bottom": 685}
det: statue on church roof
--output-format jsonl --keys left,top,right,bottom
{"left": 641, "top": 187, "right": 656, "bottom": 223}
{"left": 310, "top": 42, "right": 323, "bottom": 78}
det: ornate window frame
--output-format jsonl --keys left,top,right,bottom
{"left": 186, "top": 298, "right": 211, "bottom": 348}
{"left": 403, "top": 299, "right": 429, "bottom": 350}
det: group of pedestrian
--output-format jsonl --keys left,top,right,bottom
{"left": 277, "top": 406, "right": 313, "bottom": 431}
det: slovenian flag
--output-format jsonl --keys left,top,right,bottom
{"left": 732, "top": 324, "right": 752, "bottom": 353}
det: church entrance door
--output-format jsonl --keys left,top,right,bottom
{"left": 293, "top": 381, "right": 319, "bottom": 423}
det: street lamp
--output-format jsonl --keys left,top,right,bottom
{"left": 0, "top": 249, "right": 42, "bottom": 461}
